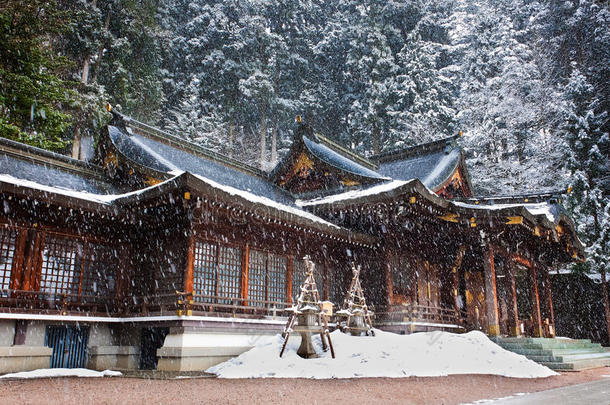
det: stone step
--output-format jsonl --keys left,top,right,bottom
{"left": 494, "top": 337, "right": 591, "bottom": 345}
{"left": 527, "top": 352, "right": 610, "bottom": 363}
{"left": 540, "top": 357, "right": 610, "bottom": 371}
{"left": 496, "top": 341, "right": 601, "bottom": 350}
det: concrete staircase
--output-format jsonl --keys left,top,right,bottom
{"left": 493, "top": 337, "right": 610, "bottom": 371}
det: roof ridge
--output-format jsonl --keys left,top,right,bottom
{"left": 312, "top": 133, "right": 378, "bottom": 170}
{"left": 455, "top": 190, "right": 567, "bottom": 205}
{"left": 0, "top": 136, "right": 106, "bottom": 179}
{"left": 370, "top": 134, "right": 460, "bottom": 163}
{"left": 113, "top": 112, "right": 269, "bottom": 180}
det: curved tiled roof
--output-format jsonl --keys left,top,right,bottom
{"left": 303, "top": 135, "right": 386, "bottom": 180}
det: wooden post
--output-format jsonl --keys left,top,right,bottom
{"left": 184, "top": 233, "right": 195, "bottom": 294}
{"left": 452, "top": 245, "right": 466, "bottom": 317}
{"left": 9, "top": 229, "right": 27, "bottom": 290}
{"left": 385, "top": 249, "right": 393, "bottom": 306}
{"left": 22, "top": 230, "right": 44, "bottom": 292}
{"left": 286, "top": 255, "right": 293, "bottom": 304}
{"left": 544, "top": 267, "right": 555, "bottom": 337}
{"left": 530, "top": 264, "right": 543, "bottom": 337}
{"left": 506, "top": 259, "right": 520, "bottom": 337}
{"left": 482, "top": 243, "right": 500, "bottom": 336}
{"left": 241, "top": 243, "right": 250, "bottom": 305}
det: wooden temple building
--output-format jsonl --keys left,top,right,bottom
{"left": 0, "top": 111, "right": 585, "bottom": 372}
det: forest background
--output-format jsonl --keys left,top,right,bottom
{"left": 0, "top": 0, "right": 608, "bottom": 280}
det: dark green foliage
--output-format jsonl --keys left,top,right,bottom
{"left": 0, "top": 0, "right": 75, "bottom": 151}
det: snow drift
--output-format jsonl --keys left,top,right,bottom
{"left": 0, "top": 368, "right": 122, "bottom": 379}
{"left": 207, "top": 330, "right": 557, "bottom": 379}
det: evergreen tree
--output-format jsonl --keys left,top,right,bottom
{"left": 0, "top": 0, "right": 75, "bottom": 151}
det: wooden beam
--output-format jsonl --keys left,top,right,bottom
{"left": 530, "top": 265, "right": 544, "bottom": 337}
{"left": 286, "top": 255, "right": 293, "bottom": 304}
{"left": 544, "top": 267, "right": 555, "bottom": 337}
{"left": 482, "top": 243, "right": 500, "bottom": 336}
{"left": 506, "top": 259, "right": 520, "bottom": 337}
{"left": 184, "top": 232, "right": 195, "bottom": 294}
{"left": 452, "top": 245, "right": 466, "bottom": 316}
{"left": 9, "top": 228, "right": 27, "bottom": 290}
{"left": 241, "top": 243, "right": 250, "bottom": 305}
{"left": 385, "top": 249, "right": 394, "bottom": 307}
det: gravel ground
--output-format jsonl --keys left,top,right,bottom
{"left": 0, "top": 367, "right": 608, "bottom": 405}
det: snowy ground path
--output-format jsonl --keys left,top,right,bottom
{"left": 0, "top": 367, "right": 608, "bottom": 405}
{"left": 207, "top": 330, "right": 556, "bottom": 379}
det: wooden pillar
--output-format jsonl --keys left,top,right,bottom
{"left": 9, "top": 228, "right": 27, "bottom": 290}
{"left": 323, "top": 257, "right": 330, "bottom": 301}
{"left": 241, "top": 243, "right": 250, "bottom": 305}
{"left": 530, "top": 264, "right": 543, "bottom": 337}
{"left": 286, "top": 255, "right": 293, "bottom": 304}
{"left": 452, "top": 245, "right": 466, "bottom": 317}
{"left": 482, "top": 243, "right": 500, "bottom": 336}
{"left": 22, "top": 230, "right": 44, "bottom": 292}
{"left": 385, "top": 249, "right": 393, "bottom": 307}
{"left": 506, "top": 259, "right": 520, "bottom": 337}
{"left": 543, "top": 267, "right": 555, "bottom": 337}
{"left": 184, "top": 234, "right": 195, "bottom": 294}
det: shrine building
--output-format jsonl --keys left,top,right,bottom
{"left": 0, "top": 110, "right": 584, "bottom": 372}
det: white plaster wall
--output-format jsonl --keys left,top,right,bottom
{"left": 0, "top": 320, "right": 15, "bottom": 346}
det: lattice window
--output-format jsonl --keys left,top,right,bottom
{"left": 0, "top": 227, "right": 19, "bottom": 296}
{"left": 292, "top": 259, "right": 306, "bottom": 300}
{"left": 248, "top": 249, "right": 267, "bottom": 307}
{"left": 40, "top": 234, "right": 83, "bottom": 299}
{"left": 248, "top": 250, "right": 287, "bottom": 307}
{"left": 193, "top": 241, "right": 218, "bottom": 301}
{"left": 81, "top": 243, "right": 119, "bottom": 299}
{"left": 328, "top": 266, "right": 345, "bottom": 304}
{"left": 193, "top": 241, "right": 241, "bottom": 304}
{"left": 217, "top": 245, "right": 241, "bottom": 304}
{"left": 268, "top": 254, "right": 286, "bottom": 303}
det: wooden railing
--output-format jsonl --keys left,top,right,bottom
{"left": 1, "top": 289, "right": 463, "bottom": 326}
{"left": 373, "top": 304, "right": 465, "bottom": 326}
{"left": 0, "top": 289, "right": 292, "bottom": 319}
{"left": 0, "top": 289, "right": 122, "bottom": 315}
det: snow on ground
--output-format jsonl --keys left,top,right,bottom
{"left": 0, "top": 368, "right": 122, "bottom": 379}
{"left": 207, "top": 330, "right": 557, "bottom": 379}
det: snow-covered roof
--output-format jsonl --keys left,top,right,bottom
{"left": 302, "top": 135, "right": 386, "bottom": 180}
{"left": 109, "top": 125, "right": 295, "bottom": 206}
{"left": 453, "top": 201, "right": 559, "bottom": 222}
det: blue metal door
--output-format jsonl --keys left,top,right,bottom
{"left": 45, "top": 326, "right": 89, "bottom": 368}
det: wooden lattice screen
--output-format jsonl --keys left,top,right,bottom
{"left": 193, "top": 240, "right": 241, "bottom": 303}
{"left": 0, "top": 226, "right": 19, "bottom": 295}
{"left": 217, "top": 245, "right": 241, "bottom": 303}
{"left": 40, "top": 234, "right": 83, "bottom": 300}
{"left": 248, "top": 249, "right": 287, "bottom": 307}
{"left": 39, "top": 233, "right": 119, "bottom": 302}
{"left": 80, "top": 243, "right": 119, "bottom": 300}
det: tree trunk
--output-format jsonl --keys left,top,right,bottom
{"left": 228, "top": 120, "right": 234, "bottom": 158}
{"left": 259, "top": 114, "right": 267, "bottom": 170}
{"left": 601, "top": 269, "right": 610, "bottom": 345}
{"left": 81, "top": 56, "right": 90, "bottom": 85}
{"left": 372, "top": 123, "right": 380, "bottom": 155}
{"left": 71, "top": 125, "right": 81, "bottom": 159}
{"left": 91, "top": 8, "right": 111, "bottom": 84}
{"left": 270, "top": 122, "right": 277, "bottom": 165}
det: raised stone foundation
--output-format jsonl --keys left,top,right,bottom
{"left": 156, "top": 325, "right": 286, "bottom": 372}
{"left": 87, "top": 346, "right": 140, "bottom": 371}
{"left": 0, "top": 346, "right": 52, "bottom": 373}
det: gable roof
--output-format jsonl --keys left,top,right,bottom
{"left": 370, "top": 135, "right": 472, "bottom": 193}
